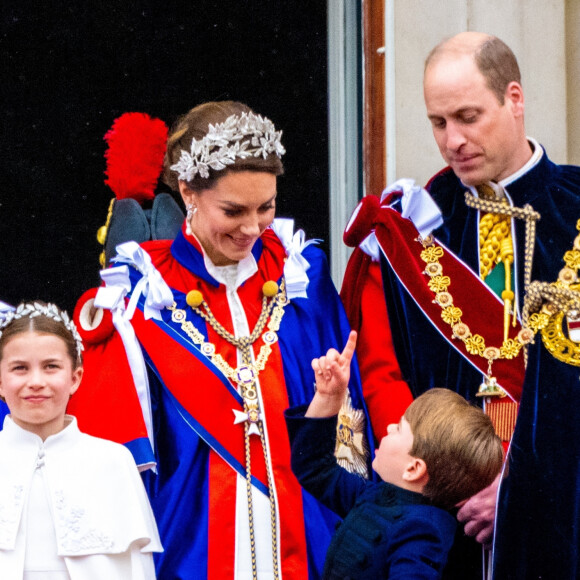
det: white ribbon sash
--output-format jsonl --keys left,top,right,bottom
{"left": 95, "top": 242, "right": 174, "bottom": 457}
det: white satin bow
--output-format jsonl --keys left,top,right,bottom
{"left": 381, "top": 178, "right": 443, "bottom": 238}
{"left": 110, "top": 242, "right": 174, "bottom": 321}
{"left": 270, "top": 218, "right": 318, "bottom": 299}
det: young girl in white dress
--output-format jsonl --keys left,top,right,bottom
{"left": 0, "top": 301, "right": 162, "bottom": 580}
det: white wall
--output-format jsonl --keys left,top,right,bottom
{"left": 567, "top": 0, "right": 580, "bottom": 165}
{"left": 387, "top": 0, "right": 572, "bottom": 186}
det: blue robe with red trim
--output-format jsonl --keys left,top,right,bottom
{"left": 68, "top": 226, "right": 374, "bottom": 580}
{"left": 342, "top": 147, "right": 580, "bottom": 578}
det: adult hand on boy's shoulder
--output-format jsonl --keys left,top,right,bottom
{"left": 456, "top": 473, "right": 500, "bottom": 548}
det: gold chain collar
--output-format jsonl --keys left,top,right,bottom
{"left": 168, "top": 279, "right": 287, "bottom": 407}
{"left": 464, "top": 190, "right": 541, "bottom": 296}
{"left": 421, "top": 204, "right": 580, "bottom": 390}
{"left": 418, "top": 234, "right": 535, "bottom": 395}
{"left": 167, "top": 279, "right": 287, "bottom": 580}
{"left": 165, "top": 274, "right": 370, "bottom": 576}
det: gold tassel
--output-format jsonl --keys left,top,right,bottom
{"left": 500, "top": 236, "right": 515, "bottom": 342}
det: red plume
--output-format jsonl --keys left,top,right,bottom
{"left": 103, "top": 112, "right": 168, "bottom": 203}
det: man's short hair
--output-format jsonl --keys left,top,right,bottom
{"left": 475, "top": 37, "right": 521, "bottom": 104}
{"left": 404, "top": 388, "right": 503, "bottom": 509}
{"left": 425, "top": 34, "right": 521, "bottom": 104}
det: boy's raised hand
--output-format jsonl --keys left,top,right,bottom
{"left": 306, "top": 331, "right": 357, "bottom": 418}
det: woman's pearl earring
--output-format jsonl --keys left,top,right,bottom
{"left": 186, "top": 204, "right": 197, "bottom": 236}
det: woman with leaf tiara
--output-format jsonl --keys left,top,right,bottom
{"left": 69, "top": 101, "right": 375, "bottom": 580}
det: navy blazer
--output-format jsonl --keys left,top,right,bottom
{"left": 285, "top": 407, "right": 456, "bottom": 579}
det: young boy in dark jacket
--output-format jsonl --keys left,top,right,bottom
{"left": 285, "top": 331, "right": 503, "bottom": 579}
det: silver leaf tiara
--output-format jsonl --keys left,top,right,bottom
{"left": 0, "top": 302, "right": 84, "bottom": 361}
{"left": 170, "top": 112, "right": 286, "bottom": 181}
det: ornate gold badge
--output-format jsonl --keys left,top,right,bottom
{"left": 540, "top": 301, "right": 580, "bottom": 367}
{"left": 334, "top": 394, "right": 369, "bottom": 478}
{"left": 524, "top": 220, "right": 580, "bottom": 367}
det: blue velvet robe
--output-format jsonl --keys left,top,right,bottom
{"left": 488, "top": 154, "right": 580, "bottom": 579}
{"left": 380, "top": 148, "right": 580, "bottom": 579}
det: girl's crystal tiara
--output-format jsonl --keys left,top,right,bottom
{"left": 0, "top": 302, "right": 84, "bottom": 361}
{"left": 170, "top": 112, "right": 285, "bottom": 181}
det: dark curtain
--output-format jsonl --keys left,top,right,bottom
{"left": 0, "top": 0, "right": 329, "bottom": 313}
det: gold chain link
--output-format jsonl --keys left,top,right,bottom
{"left": 167, "top": 279, "right": 287, "bottom": 580}
{"left": 465, "top": 190, "right": 540, "bottom": 295}
{"left": 418, "top": 236, "right": 535, "bottom": 364}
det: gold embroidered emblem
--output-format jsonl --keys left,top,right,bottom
{"left": 334, "top": 394, "right": 369, "bottom": 478}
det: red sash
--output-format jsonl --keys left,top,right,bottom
{"left": 372, "top": 205, "right": 525, "bottom": 403}
{"left": 132, "top": 303, "right": 273, "bottom": 487}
